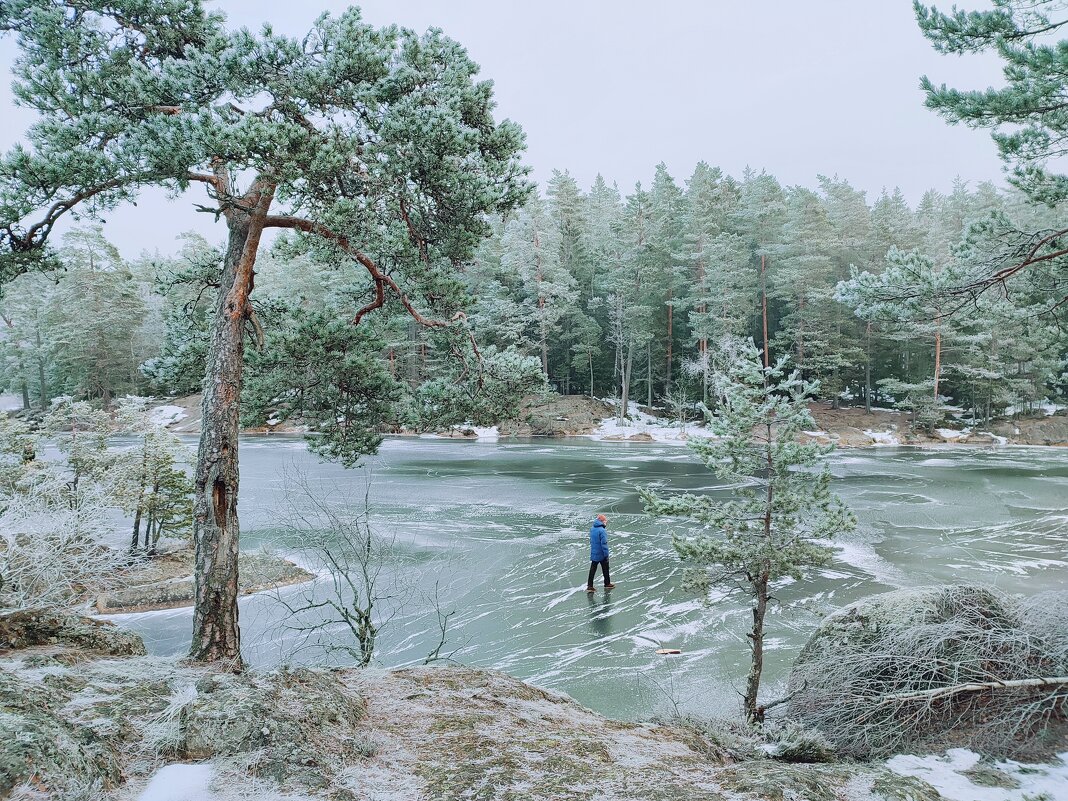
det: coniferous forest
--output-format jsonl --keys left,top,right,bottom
{"left": 3, "top": 169, "right": 1064, "bottom": 437}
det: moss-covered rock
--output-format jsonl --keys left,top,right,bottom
{"left": 179, "top": 667, "right": 366, "bottom": 790}
{"left": 0, "top": 669, "right": 121, "bottom": 799}
{"left": 0, "top": 608, "right": 146, "bottom": 655}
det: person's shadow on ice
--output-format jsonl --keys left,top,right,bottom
{"left": 586, "top": 593, "right": 614, "bottom": 639}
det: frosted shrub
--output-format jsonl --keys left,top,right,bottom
{"left": 788, "top": 585, "right": 1068, "bottom": 758}
{"left": 0, "top": 470, "right": 122, "bottom": 608}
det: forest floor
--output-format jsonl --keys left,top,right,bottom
{"left": 93, "top": 549, "right": 314, "bottom": 614}
{"left": 3, "top": 613, "right": 1065, "bottom": 801}
{"left": 154, "top": 392, "right": 1068, "bottom": 447}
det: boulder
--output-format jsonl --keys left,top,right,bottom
{"left": 96, "top": 551, "right": 312, "bottom": 613}
{"left": 180, "top": 668, "right": 366, "bottom": 788}
{"left": 0, "top": 608, "right": 145, "bottom": 655}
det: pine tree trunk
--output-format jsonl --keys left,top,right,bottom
{"left": 864, "top": 321, "right": 872, "bottom": 414}
{"left": 760, "top": 254, "right": 770, "bottom": 368}
{"left": 189, "top": 182, "right": 274, "bottom": 666}
{"left": 745, "top": 572, "right": 769, "bottom": 724}
{"left": 665, "top": 285, "right": 673, "bottom": 391}
{"left": 131, "top": 506, "right": 143, "bottom": 552}
{"left": 646, "top": 343, "right": 652, "bottom": 408}
{"left": 35, "top": 329, "right": 48, "bottom": 411}
{"left": 540, "top": 308, "right": 548, "bottom": 377}
{"left": 933, "top": 313, "right": 942, "bottom": 402}
{"left": 20, "top": 381, "right": 29, "bottom": 412}
{"left": 130, "top": 446, "right": 147, "bottom": 553}
{"left": 620, "top": 344, "right": 634, "bottom": 424}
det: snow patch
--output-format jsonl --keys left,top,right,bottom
{"left": 150, "top": 405, "right": 189, "bottom": 427}
{"left": 864, "top": 429, "right": 900, "bottom": 446}
{"left": 935, "top": 428, "right": 967, "bottom": 441}
{"left": 886, "top": 748, "right": 1068, "bottom": 801}
{"left": 1005, "top": 400, "right": 1064, "bottom": 417}
{"left": 138, "top": 763, "right": 214, "bottom": 801}
{"left": 471, "top": 425, "right": 499, "bottom": 441}
{"left": 978, "top": 431, "right": 1009, "bottom": 446}
{"left": 589, "top": 407, "right": 715, "bottom": 444}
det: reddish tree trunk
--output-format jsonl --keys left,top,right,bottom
{"left": 190, "top": 181, "right": 274, "bottom": 666}
{"left": 760, "top": 254, "right": 770, "bottom": 368}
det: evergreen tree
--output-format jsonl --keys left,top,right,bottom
{"left": 648, "top": 163, "right": 687, "bottom": 392}
{"left": 641, "top": 337, "right": 855, "bottom": 723}
{"left": 112, "top": 396, "right": 194, "bottom": 553}
{"left": 0, "top": 0, "right": 529, "bottom": 664}
{"left": 500, "top": 197, "right": 575, "bottom": 381}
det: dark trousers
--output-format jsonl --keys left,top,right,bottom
{"left": 587, "top": 559, "right": 611, "bottom": 587}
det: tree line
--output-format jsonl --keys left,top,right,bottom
{"left": 3, "top": 169, "right": 1065, "bottom": 436}
{"left": 465, "top": 167, "right": 1067, "bottom": 426}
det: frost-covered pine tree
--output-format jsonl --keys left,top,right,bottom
{"left": 641, "top": 337, "right": 856, "bottom": 724}
{"left": 112, "top": 397, "right": 194, "bottom": 554}
{"left": 500, "top": 197, "right": 575, "bottom": 379}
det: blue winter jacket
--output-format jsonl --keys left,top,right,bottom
{"left": 589, "top": 519, "right": 609, "bottom": 562}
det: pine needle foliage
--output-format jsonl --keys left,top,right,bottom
{"left": 641, "top": 336, "right": 856, "bottom": 723}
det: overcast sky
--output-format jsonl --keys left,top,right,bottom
{"left": 0, "top": 1, "right": 1007, "bottom": 258}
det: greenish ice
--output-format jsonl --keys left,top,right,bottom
{"left": 106, "top": 437, "right": 1068, "bottom": 721}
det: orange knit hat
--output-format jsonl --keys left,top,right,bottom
{"left": 596, "top": 514, "right": 607, "bottom": 523}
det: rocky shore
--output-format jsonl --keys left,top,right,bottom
{"left": 157, "top": 391, "right": 1068, "bottom": 448}
{"left": 95, "top": 550, "right": 314, "bottom": 615}
{"left": 0, "top": 610, "right": 947, "bottom": 801}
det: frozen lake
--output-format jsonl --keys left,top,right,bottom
{"left": 107, "top": 437, "right": 1068, "bottom": 721}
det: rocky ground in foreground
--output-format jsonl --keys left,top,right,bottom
{"left": 4, "top": 607, "right": 1066, "bottom": 800}
{"left": 0, "top": 611, "right": 947, "bottom": 801}
{"left": 94, "top": 550, "right": 314, "bottom": 614}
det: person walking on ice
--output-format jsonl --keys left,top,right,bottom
{"left": 586, "top": 514, "right": 615, "bottom": 592}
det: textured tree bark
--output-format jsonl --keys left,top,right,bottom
{"left": 933, "top": 312, "right": 942, "bottom": 402}
{"left": 189, "top": 182, "right": 274, "bottom": 666}
{"left": 760, "top": 254, "right": 770, "bottom": 369}
{"left": 745, "top": 573, "right": 769, "bottom": 724}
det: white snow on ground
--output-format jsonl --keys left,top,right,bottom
{"left": 471, "top": 425, "right": 499, "bottom": 441}
{"left": 935, "top": 428, "right": 967, "bottom": 441}
{"left": 0, "top": 393, "right": 23, "bottom": 411}
{"left": 1005, "top": 400, "right": 1065, "bottom": 417}
{"left": 590, "top": 407, "right": 715, "bottom": 444}
{"left": 887, "top": 748, "right": 1068, "bottom": 801}
{"left": 138, "top": 763, "right": 213, "bottom": 801}
{"left": 150, "top": 405, "right": 189, "bottom": 427}
{"left": 864, "top": 429, "right": 900, "bottom": 445}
